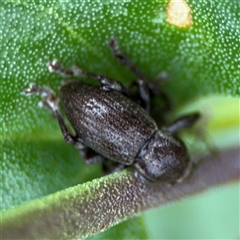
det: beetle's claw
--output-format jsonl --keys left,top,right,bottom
{"left": 47, "top": 60, "right": 73, "bottom": 77}
{"left": 22, "top": 83, "right": 40, "bottom": 95}
{"left": 22, "top": 83, "right": 58, "bottom": 113}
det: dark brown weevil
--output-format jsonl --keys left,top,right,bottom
{"left": 23, "top": 38, "right": 200, "bottom": 182}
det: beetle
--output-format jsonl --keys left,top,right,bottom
{"left": 23, "top": 38, "right": 200, "bottom": 182}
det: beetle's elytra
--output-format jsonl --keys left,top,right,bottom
{"left": 23, "top": 38, "right": 200, "bottom": 182}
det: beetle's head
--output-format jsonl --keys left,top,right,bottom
{"left": 135, "top": 131, "right": 189, "bottom": 182}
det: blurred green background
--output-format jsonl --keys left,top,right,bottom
{"left": 144, "top": 183, "right": 239, "bottom": 239}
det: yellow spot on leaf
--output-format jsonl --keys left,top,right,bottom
{"left": 167, "top": 0, "right": 193, "bottom": 27}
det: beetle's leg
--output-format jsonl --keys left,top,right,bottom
{"left": 81, "top": 148, "right": 125, "bottom": 174}
{"left": 91, "top": 75, "right": 126, "bottom": 92}
{"left": 47, "top": 60, "right": 127, "bottom": 93}
{"left": 80, "top": 148, "right": 125, "bottom": 174}
{"left": 102, "top": 160, "right": 125, "bottom": 175}
{"left": 47, "top": 60, "right": 73, "bottom": 77}
{"left": 136, "top": 79, "right": 151, "bottom": 112}
{"left": 109, "top": 37, "right": 174, "bottom": 112}
{"left": 109, "top": 37, "right": 148, "bottom": 81}
{"left": 109, "top": 38, "right": 152, "bottom": 111}
{"left": 22, "top": 83, "right": 85, "bottom": 151}
{"left": 80, "top": 148, "right": 105, "bottom": 164}
{"left": 163, "top": 112, "right": 201, "bottom": 133}
{"left": 109, "top": 37, "right": 171, "bottom": 85}
{"left": 109, "top": 37, "right": 172, "bottom": 113}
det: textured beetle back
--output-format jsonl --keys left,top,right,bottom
{"left": 60, "top": 80, "right": 158, "bottom": 165}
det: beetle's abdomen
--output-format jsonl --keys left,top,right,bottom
{"left": 60, "top": 81, "right": 158, "bottom": 164}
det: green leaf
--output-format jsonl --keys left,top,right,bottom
{"left": 1, "top": 0, "right": 239, "bottom": 238}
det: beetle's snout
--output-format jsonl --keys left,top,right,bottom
{"left": 135, "top": 131, "right": 189, "bottom": 182}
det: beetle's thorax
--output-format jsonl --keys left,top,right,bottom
{"left": 135, "top": 131, "right": 189, "bottom": 182}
